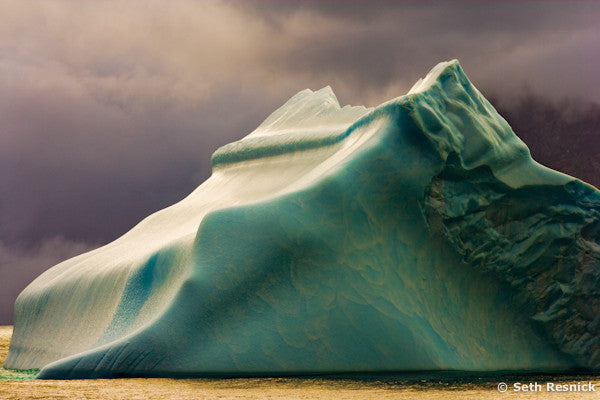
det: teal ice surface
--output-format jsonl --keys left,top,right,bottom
{"left": 6, "top": 61, "right": 599, "bottom": 379}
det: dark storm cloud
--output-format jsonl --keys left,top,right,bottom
{"left": 0, "top": 0, "right": 598, "bottom": 323}
{"left": 236, "top": 0, "right": 600, "bottom": 105}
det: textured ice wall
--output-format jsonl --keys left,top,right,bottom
{"left": 5, "top": 60, "right": 599, "bottom": 378}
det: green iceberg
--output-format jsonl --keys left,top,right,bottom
{"left": 5, "top": 60, "right": 599, "bottom": 378}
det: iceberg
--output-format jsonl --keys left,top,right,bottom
{"left": 5, "top": 60, "right": 599, "bottom": 379}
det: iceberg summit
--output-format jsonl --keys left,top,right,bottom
{"left": 5, "top": 60, "right": 600, "bottom": 379}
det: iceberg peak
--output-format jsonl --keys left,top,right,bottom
{"left": 408, "top": 59, "right": 460, "bottom": 94}
{"left": 249, "top": 85, "right": 369, "bottom": 137}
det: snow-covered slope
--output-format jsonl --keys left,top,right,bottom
{"left": 5, "top": 60, "right": 600, "bottom": 378}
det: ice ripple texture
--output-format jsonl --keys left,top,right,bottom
{"left": 5, "top": 60, "right": 599, "bottom": 379}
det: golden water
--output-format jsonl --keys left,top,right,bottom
{"left": 1, "top": 326, "right": 599, "bottom": 399}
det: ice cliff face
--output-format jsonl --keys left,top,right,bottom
{"left": 5, "top": 60, "right": 600, "bottom": 378}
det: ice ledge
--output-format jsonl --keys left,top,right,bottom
{"left": 211, "top": 86, "right": 372, "bottom": 168}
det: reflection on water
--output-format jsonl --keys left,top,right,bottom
{"left": 2, "top": 326, "right": 599, "bottom": 399}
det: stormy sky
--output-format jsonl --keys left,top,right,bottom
{"left": 1, "top": 0, "right": 599, "bottom": 323}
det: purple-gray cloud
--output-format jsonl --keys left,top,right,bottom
{"left": 0, "top": 0, "right": 598, "bottom": 323}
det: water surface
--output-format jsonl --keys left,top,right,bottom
{"left": 2, "top": 326, "right": 598, "bottom": 399}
